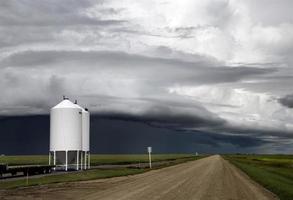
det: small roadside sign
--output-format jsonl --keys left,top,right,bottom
{"left": 147, "top": 147, "right": 152, "bottom": 153}
{"left": 147, "top": 147, "right": 152, "bottom": 169}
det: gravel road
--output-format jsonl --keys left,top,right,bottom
{"left": 0, "top": 155, "right": 278, "bottom": 200}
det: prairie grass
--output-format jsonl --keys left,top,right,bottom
{"left": 225, "top": 155, "right": 293, "bottom": 200}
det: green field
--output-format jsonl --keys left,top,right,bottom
{"left": 0, "top": 154, "right": 196, "bottom": 166}
{"left": 0, "top": 168, "right": 146, "bottom": 189}
{"left": 90, "top": 154, "right": 197, "bottom": 165}
{"left": 225, "top": 154, "right": 293, "bottom": 200}
{"left": 0, "top": 154, "right": 202, "bottom": 189}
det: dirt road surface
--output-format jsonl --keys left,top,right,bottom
{"left": 0, "top": 155, "right": 278, "bottom": 200}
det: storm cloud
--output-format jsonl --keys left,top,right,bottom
{"left": 1, "top": 0, "right": 293, "bottom": 153}
{"left": 279, "top": 94, "right": 293, "bottom": 108}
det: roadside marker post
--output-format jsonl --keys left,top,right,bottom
{"left": 26, "top": 169, "right": 29, "bottom": 186}
{"left": 147, "top": 147, "right": 152, "bottom": 169}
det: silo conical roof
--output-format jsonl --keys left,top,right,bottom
{"left": 73, "top": 100, "right": 89, "bottom": 113}
{"left": 52, "top": 99, "right": 77, "bottom": 109}
{"left": 73, "top": 101, "right": 85, "bottom": 110}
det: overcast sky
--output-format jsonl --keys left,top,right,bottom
{"left": 1, "top": 0, "right": 293, "bottom": 153}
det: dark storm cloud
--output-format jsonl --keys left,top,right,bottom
{"left": 279, "top": 94, "right": 293, "bottom": 108}
{"left": 210, "top": 124, "right": 293, "bottom": 140}
{"left": 0, "top": 116, "right": 271, "bottom": 155}
{"left": 80, "top": 93, "right": 226, "bottom": 132}
{"left": 90, "top": 99, "right": 291, "bottom": 146}
{"left": 202, "top": 132, "right": 270, "bottom": 148}
{"left": 93, "top": 104, "right": 225, "bottom": 129}
{"left": 0, "top": 50, "right": 282, "bottom": 139}
{"left": 92, "top": 113, "right": 271, "bottom": 149}
{"left": 1, "top": 0, "right": 293, "bottom": 154}
{"left": 1, "top": 50, "right": 276, "bottom": 86}
{"left": 84, "top": 94, "right": 292, "bottom": 147}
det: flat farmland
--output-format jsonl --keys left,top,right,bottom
{"left": 225, "top": 154, "right": 293, "bottom": 200}
{"left": 0, "top": 154, "right": 196, "bottom": 166}
{"left": 0, "top": 154, "right": 201, "bottom": 189}
{"left": 0, "top": 155, "right": 278, "bottom": 200}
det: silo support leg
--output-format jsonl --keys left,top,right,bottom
{"left": 49, "top": 152, "right": 51, "bottom": 165}
{"left": 84, "top": 151, "right": 87, "bottom": 169}
{"left": 53, "top": 151, "right": 56, "bottom": 170}
{"left": 77, "top": 150, "right": 79, "bottom": 170}
{"left": 81, "top": 152, "right": 83, "bottom": 170}
{"left": 65, "top": 151, "right": 68, "bottom": 171}
{"left": 88, "top": 153, "right": 90, "bottom": 169}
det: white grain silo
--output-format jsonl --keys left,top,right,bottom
{"left": 49, "top": 97, "right": 82, "bottom": 171}
{"left": 83, "top": 108, "right": 90, "bottom": 169}
{"left": 73, "top": 100, "right": 90, "bottom": 170}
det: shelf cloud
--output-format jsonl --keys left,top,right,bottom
{"left": 1, "top": 0, "right": 293, "bottom": 153}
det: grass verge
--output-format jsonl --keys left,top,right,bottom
{"left": 0, "top": 168, "right": 145, "bottom": 189}
{"left": 0, "top": 155, "right": 204, "bottom": 189}
{"left": 225, "top": 155, "right": 293, "bottom": 200}
{"left": 0, "top": 154, "right": 196, "bottom": 166}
